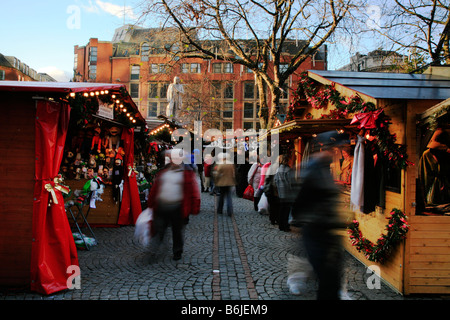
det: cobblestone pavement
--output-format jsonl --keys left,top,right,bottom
{"left": 1, "top": 188, "right": 448, "bottom": 303}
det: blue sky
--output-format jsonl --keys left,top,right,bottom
{"left": 0, "top": 0, "right": 359, "bottom": 82}
{"left": 0, "top": 0, "right": 142, "bottom": 81}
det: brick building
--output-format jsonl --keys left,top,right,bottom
{"left": 0, "top": 53, "right": 56, "bottom": 82}
{"left": 74, "top": 25, "right": 327, "bottom": 131}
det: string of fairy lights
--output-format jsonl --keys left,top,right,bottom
{"left": 68, "top": 89, "right": 141, "bottom": 125}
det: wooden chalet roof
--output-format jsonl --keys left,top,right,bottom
{"left": 308, "top": 70, "right": 450, "bottom": 100}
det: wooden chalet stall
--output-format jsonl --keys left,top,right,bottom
{"left": 273, "top": 69, "right": 450, "bottom": 295}
{"left": 0, "top": 81, "right": 145, "bottom": 295}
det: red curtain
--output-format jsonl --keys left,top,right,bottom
{"left": 117, "top": 128, "right": 142, "bottom": 225}
{"left": 30, "top": 100, "right": 78, "bottom": 295}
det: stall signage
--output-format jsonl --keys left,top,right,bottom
{"left": 97, "top": 100, "right": 114, "bottom": 120}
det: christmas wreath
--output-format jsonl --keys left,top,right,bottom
{"left": 347, "top": 208, "right": 410, "bottom": 263}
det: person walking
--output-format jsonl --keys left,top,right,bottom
{"left": 203, "top": 154, "right": 213, "bottom": 193}
{"left": 291, "top": 131, "right": 346, "bottom": 299}
{"left": 214, "top": 153, "right": 236, "bottom": 216}
{"left": 247, "top": 159, "right": 262, "bottom": 211}
{"left": 235, "top": 152, "right": 251, "bottom": 197}
{"left": 147, "top": 149, "right": 201, "bottom": 260}
{"left": 274, "top": 154, "right": 295, "bottom": 231}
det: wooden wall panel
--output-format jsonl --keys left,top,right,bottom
{"left": 0, "top": 94, "right": 35, "bottom": 287}
{"left": 405, "top": 216, "right": 450, "bottom": 294}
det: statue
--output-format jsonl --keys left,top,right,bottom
{"left": 166, "top": 76, "right": 184, "bottom": 121}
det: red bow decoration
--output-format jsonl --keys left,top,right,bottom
{"left": 350, "top": 109, "right": 383, "bottom": 129}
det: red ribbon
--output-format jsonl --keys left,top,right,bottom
{"left": 350, "top": 109, "right": 383, "bottom": 129}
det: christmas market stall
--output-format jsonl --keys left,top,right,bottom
{"left": 0, "top": 81, "right": 146, "bottom": 295}
{"left": 274, "top": 69, "right": 450, "bottom": 295}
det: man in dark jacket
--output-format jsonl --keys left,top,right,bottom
{"left": 292, "top": 131, "right": 346, "bottom": 300}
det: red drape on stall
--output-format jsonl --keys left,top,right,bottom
{"left": 117, "top": 128, "right": 142, "bottom": 225}
{"left": 30, "top": 100, "right": 79, "bottom": 295}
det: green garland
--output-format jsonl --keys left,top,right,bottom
{"left": 287, "top": 72, "right": 412, "bottom": 169}
{"left": 347, "top": 208, "right": 410, "bottom": 264}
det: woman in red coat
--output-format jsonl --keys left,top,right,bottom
{"left": 147, "top": 149, "right": 201, "bottom": 260}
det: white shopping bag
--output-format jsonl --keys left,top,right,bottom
{"left": 258, "top": 193, "right": 269, "bottom": 214}
{"left": 134, "top": 208, "right": 153, "bottom": 247}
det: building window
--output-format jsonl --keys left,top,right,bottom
{"left": 0, "top": 70, "right": 5, "bottom": 80}
{"left": 223, "top": 63, "right": 233, "bottom": 73}
{"left": 74, "top": 54, "right": 78, "bottom": 71}
{"left": 243, "top": 122, "right": 254, "bottom": 130}
{"left": 212, "top": 62, "right": 233, "bottom": 73}
{"left": 212, "top": 63, "right": 221, "bottom": 73}
{"left": 148, "top": 83, "right": 158, "bottom": 98}
{"left": 89, "top": 47, "right": 97, "bottom": 63}
{"left": 181, "top": 63, "right": 201, "bottom": 73}
{"left": 224, "top": 83, "right": 234, "bottom": 99}
{"left": 148, "top": 102, "right": 158, "bottom": 118}
{"left": 222, "top": 121, "right": 233, "bottom": 131}
{"left": 130, "top": 83, "right": 139, "bottom": 99}
{"left": 89, "top": 65, "right": 97, "bottom": 80}
{"left": 279, "top": 63, "right": 289, "bottom": 73}
{"left": 223, "top": 102, "right": 233, "bottom": 118}
{"left": 151, "top": 64, "right": 159, "bottom": 73}
{"left": 212, "top": 82, "right": 234, "bottom": 99}
{"left": 191, "top": 63, "right": 201, "bottom": 73}
{"left": 181, "top": 64, "right": 189, "bottom": 73}
{"left": 244, "top": 102, "right": 255, "bottom": 118}
{"left": 150, "top": 64, "right": 167, "bottom": 74}
{"left": 131, "top": 65, "right": 140, "bottom": 80}
{"left": 244, "top": 82, "right": 255, "bottom": 99}
{"left": 147, "top": 82, "right": 169, "bottom": 118}
{"left": 141, "top": 43, "right": 149, "bottom": 61}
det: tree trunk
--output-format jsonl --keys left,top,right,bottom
{"left": 256, "top": 75, "right": 268, "bottom": 129}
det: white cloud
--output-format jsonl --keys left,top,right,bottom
{"left": 95, "top": 0, "right": 138, "bottom": 21}
{"left": 38, "top": 66, "right": 72, "bottom": 82}
{"left": 81, "top": 0, "right": 100, "bottom": 14}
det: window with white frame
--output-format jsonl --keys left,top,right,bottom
{"left": 181, "top": 63, "right": 201, "bottom": 73}
{"left": 244, "top": 102, "right": 255, "bottom": 118}
{"left": 141, "top": 43, "right": 149, "bottom": 61}
{"left": 89, "top": 47, "right": 97, "bottom": 63}
{"left": 244, "top": 82, "right": 255, "bottom": 99}
{"left": 147, "top": 82, "right": 169, "bottom": 118}
{"left": 223, "top": 102, "right": 233, "bottom": 118}
{"left": 89, "top": 65, "right": 97, "bottom": 80}
{"left": 150, "top": 64, "right": 167, "bottom": 74}
{"left": 131, "top": 65, "right": 140, "bottom": 80}
{"left": 130, "top": 83, "right": 139, "bottom": 99}
{"left": 148, "top": 102, "right": 158, "bottom": 118}
{"left": 212, "top": 62, "right": 233, "bottom": 73}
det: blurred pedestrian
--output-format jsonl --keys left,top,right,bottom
{"left": 291, "top": 131, "right": 346, "bottom": 299}
{"left": 147, "top": 149, "right": 201, "bottom": 260}
{"left": 247, "top": 158, "right": 262, "bottom": 211}
{"left": 214, "top": 153, "right": 236, "bottom": 216}
{"left": 263, "top": 160, "right": 280, "bottom": 225}
{"left": 203, "top": 154, "right": 213, "bottom": 193}
{"left": 235, "top": 152, "right": 251, "bottom": 197}
{"left": 274, "top": 154, "right": 295, "bottom": 231}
